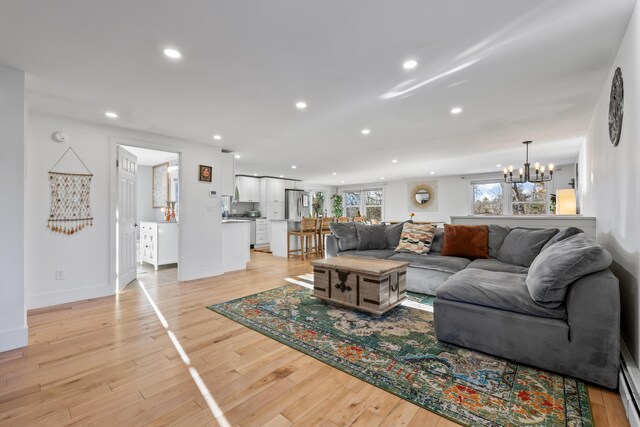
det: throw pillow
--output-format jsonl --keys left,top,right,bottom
{"left": 526, "top": 233, "right": 612, "bottom": 308}
{"left": 541, "top": 226, "right": 583, "bottom": 251}
{"left": 430, "top": 228, "right": 445, "bottom": 253}
{"left": 354, "top": 223, "right": 388, "bottom": 250}
{"left": 488, "top": 224, "right": 510, "bottom": 258}
{"left": 497, "top": 227, "right": 558, "bottom": 267}
{"left": 385, "top": 221, "right": 412, "bottom": 249}
{"left": 440, "top": 224, "right": 489, "bottom": 259}
{"left": 394, "top": 223, "right": 436, "bottom": 254}
{"left": 329, "top": 222, "right": 358, "bottom": 251}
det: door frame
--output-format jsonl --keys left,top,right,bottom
{"left": 109, "top": 137, "right": 183, "bottom": 294}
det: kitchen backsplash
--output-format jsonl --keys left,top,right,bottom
{"left": 232, "top": 202, "right": 258, "bottom": 215}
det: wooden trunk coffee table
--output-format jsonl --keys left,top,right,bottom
{"left": 310, "top": 256, "right": 409, "bottom": 316}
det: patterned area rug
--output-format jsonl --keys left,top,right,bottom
{"left": 208, "top": 275, "right": 592, "bottom": 427}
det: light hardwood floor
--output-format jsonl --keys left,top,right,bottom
{"left": 0, "top": 252, "right": 629, "bottom": 426}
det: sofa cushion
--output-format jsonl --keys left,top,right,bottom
{"left": 354, "top": 223, "right": 388, "bottom": 250}
{"left": 395, "top": 223, "right": 436, "bottom": 254}
{"left": 430, "top": 228, "right": 444, "bottom": 253}
{"left": 541, "top": 226, "right": 583, "bottom": 251}
{"left": 488, "top": 224, "right": 510, "bottom": 258}
{"left": 437, "top": 269, "right": 567, "bottom": 319}
{"left": 497, "top": 227, "right": 558, "bottom": 267}
{"left": 388, "top": 253, "right": 470, "bottom": 274}
{"left": 329, "top": 222, "right": 358, "bottom": 251}
{"left": 467, "top": 258, "right": 529, "bottom": 274}
{"left": 441, "top": 224, "right": 489, "bottom": 259}
{"left": 385, "top": 221, "right": 411, "bottom": 249}
{"left": 336, "top": 249, "right": 397, "bottom": 260}
{"left": 526, "top": 233, "right": 613, "bottom": 308}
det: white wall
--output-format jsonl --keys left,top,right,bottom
{"left": 0, "top": 65, "right": 27, "bottom": 352}
{"left": 338, "top": 165, "right": 576, "bottom": 223}
{"left": 582, "top": 2, "right": 640, "bottom": 364}
{"left": 25, "top": 111, "right": 224, "bottom": 309}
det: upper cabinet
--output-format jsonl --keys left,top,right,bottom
{"left": 235, "top": 176, "right": 260, "bottom": 202}
{"left": 265, "top": 178, "right": 286, "bottom": 203}
{"left": 284, "top": 180, "right": 305, "bottom": 190}
{"left": 221, "top": 153, "right": 235, "bottom": 196}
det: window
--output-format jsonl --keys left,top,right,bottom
{"left": 344, "top": 191, "right": 361, "bottom": 218}
{"left": 472, "top": 181, "right": 503, "bottom": 215}
{"left": 510, "top": 182, "right": 546, "bottom": 215}
{"left": 308, "top": 191, "right": 327, "bottom": 217}
{"left": 342, "top": 188, "right": 384, "bottom": 221}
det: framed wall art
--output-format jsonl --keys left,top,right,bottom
{"left": 152, "top": 162, "right": 169, "bottom": 208}
{"left": 199, "top": 164, "right": 212, "bottom": 182}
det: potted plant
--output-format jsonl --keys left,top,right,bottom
{"left": 330, "top": 194, "right": 343, "bottom": 218}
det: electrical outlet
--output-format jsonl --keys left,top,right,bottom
{"left": 55, "top": 269, "right": 65, "bottom": 280}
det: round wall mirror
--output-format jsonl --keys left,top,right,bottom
{"left": 415, "top": 189, "right": 430, "bottom": 204}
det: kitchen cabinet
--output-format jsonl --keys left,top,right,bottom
{"left": 221, "top": 153, "right": 235, "bottom": 196}
{"left": 255, "top": 218, "right": 267, "bottom": 245}
{"left": 140, "top": 222, "right": 178, "bottom": 271}
{"left": 235, "top": 176, "right": 260, "bottom": 202}
{"left": 222, "top": 221, "right": 250, "bottom": 272}
{"left": 266, "top": 202, "right": 285, "bottom": 220}
{"left": 265, "top": 178, "right": 286, "bottom": 203}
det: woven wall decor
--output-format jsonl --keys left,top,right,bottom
{"left": 48, "top": 147, "right": 94, "bottom": 235}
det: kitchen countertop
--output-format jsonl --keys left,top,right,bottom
{"left": 222, "top": 219, "right": 252, "bottom": 224}
{"left": 270, "top": 219, "right": 302, "bottom": 222}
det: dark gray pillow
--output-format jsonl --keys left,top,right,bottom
{"left": 329, "top": 222, "right": 358, "bottom": 251}
{"left": 497, "top": 228, "right": 558, "bottom": 267}
{"left": 354, "top": 223, "right": 388, "bottom": 250}
{"left": 488, "top": 225, "right": 510, "bottom": 258}
{"left": 526, "top": 233, "right": 612, "bottom": 308}
{"left": 430, "top": 227, "right": 444, "bottom": 253}
{"left": 541, "top": 226, "right": 583, "bottom": 251}
{"left": 385, "top": 221, "right": 412, "bottom": 249}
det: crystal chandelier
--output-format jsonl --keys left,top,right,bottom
{"left": 503, "top": 141, "right": 554, "bottom": 183}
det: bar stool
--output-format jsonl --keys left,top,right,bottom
{"left": 337, "top": 217, "right": 349, "bottom": 223}
{"left": 354, "top": 216, "right": 366, "bottom": 223}
{"left": 287, "top": 218, "right": 319, "bottom": 260}
{"left": 317, "top": 217, "right": 334, "bottom": 257}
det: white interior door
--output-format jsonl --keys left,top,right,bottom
{"left": 117, "top": 146, "right": 137, "bottom": 290}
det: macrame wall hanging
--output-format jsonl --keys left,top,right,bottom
{"left": 48, "top": 147, "right": 94, "bottom": 235}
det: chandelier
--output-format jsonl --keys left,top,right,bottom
{"left": 503, "top": 141, "right": 554, "bottom": 184}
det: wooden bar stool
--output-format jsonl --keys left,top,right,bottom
{"left": 317, "top": 217, "right": 334, "bottom": 257}
{"left": 287, "top": 218, "right": 319, "bottom": 260}
{"left": 337, "top": 217, "right": 349, "bottom": 223}
{"left": 354, "top": 216, "right": 366, "bottom": 223}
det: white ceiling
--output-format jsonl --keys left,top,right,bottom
{"left": 121, "top": 145, "right": 178, "bottom": 166}
{"left": 0, "top": 0, "right": 635, "bottom": 185}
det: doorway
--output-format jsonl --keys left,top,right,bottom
{"left": 115, "top": 145, "right": 180, "bottom": 291}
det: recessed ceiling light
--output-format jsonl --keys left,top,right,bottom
{"left": 163, "top": 48, "right": 182, "bottom": 59}
{"left": 213, "top": 134, "right": 222, "bottom": 140}
{"left": 332, "top": 172, "right": 337, "bottom": 175}
{"left": 496, "top": 164, "right": 502, "bottom": 168}
{"left": 296, "top": 101, "right": 307, "bottom": 110}
{"left": 380, "top": 176, "right": 385, "bottom": 180}
{"left": 391, "top": 159, "right": 398, "bottom": 163}
{"left": 403, "top": 59, "right": 418, "bottom": 70}
{"left": 291, "top": 165, "right": 297, "bottom": 169}
{"left": 253, "top": 173, "right": 258, "bottom": 176}
{"left": 105, "top": 111, "right": 118, "bottom": 119}
{"left": 234, "top": 154, "right": 241, "bottom": 159}
{"left": 279, "top": 175, "right": 284, "bottom": 178}
{"left": 340, "top": 180, "right": 344, "bottom": 183}
{"left": 450, "top": 107, "right": 463, "bottom": 115}
{"left": 361, "top": 129, "right": 371, "bottom": 135}
{"left": 430, "top": 171, "right": 435, "bottom": 175}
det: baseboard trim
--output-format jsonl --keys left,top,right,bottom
{"left": 620, "top": 340, "right": 640, "bottom": 427}
{"left": 0, "top": 326, "right": 28, "bottom": 352}
{"left": 178, "top": 266, "right": 224, "bottom": 282}
{"left": 27, "top": 284, "right": 115, "bottom": 310}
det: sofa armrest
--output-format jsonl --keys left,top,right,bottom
{"left": 565, "top": 269, "right": 620, "bottom": 387}
{"left": 325, "top": 235, "right": 339, "bottom": 258}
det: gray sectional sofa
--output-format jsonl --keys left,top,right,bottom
{"left": 325, "top": 222, "right": 620, "bottom": 388}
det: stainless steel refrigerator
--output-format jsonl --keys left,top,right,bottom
{"left": 285, "top": 189, "right": 310, "bottom": 220}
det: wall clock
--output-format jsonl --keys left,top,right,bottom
{"left": 608, "top": 67, "right": 623, "bottom": 147}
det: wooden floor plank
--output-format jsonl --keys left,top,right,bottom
{"left": 0, "top": 252, "right": 628, "bottom": 426}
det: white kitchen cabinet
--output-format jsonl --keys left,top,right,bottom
{"left": 140, "top": 222, "right": 178, "bottom": 271}
{"left": 265, "top": 178, "right": 286, "bottom": 203}
{"left": 267, "top": 202, "right": 285, "bottom": 220}
{"left": 221, "top": 153, "right": 235, "bottom": 196}
{"left": 255, "top": 218, "right": 268, "bottom": 246}
{"left": 222, "top": 221, "right": 250, "bottom": 272}
{"left": 235, "top": 176, "right": 260, "bottom": 202}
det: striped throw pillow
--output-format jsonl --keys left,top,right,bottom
{"left": 395, "top": 223, "right": 436, "bottom": 254}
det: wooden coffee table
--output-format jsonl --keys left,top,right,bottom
{"left": 310, "top": 256, "right": 409, "bottom": 316}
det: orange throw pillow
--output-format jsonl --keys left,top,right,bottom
{"left": 441, "top": 224, "right": 489, "bottom": 259}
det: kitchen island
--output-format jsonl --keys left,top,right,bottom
{"left": 222, "top": 219, "right": 251, "bottom": 271}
